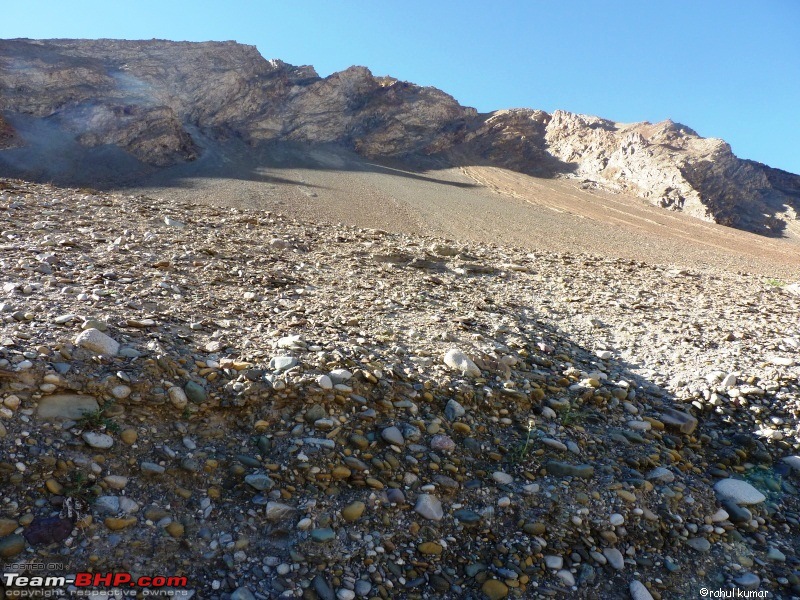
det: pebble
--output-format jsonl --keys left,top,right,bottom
{"left": 734, "top": 573, "right": 761, "bottom": 589}
{"left": 83, "top": 431, "right": 114, "bottom": 449}
{"left": 443, "top": 348, "right": 481, "bottom": 377}
{"left": 603, "top": 547, "right": 625, "bottom": 570}
{"left": 74, "top": 328, "right": 119, "bottom": 356}
{"left": 714, "top": 478, "right": 767, "bottom": 505}
{"left": 0, "top": 534, "right": 26, "bottom": 558}
{"left": 265, "top": 502, "right": 294, "bottom": 521}
{"left": 444, "top": 399, "right": 465, "bottom": 420}
{"left": 645, "top": 466, "right": 675, "bottom": 483}
{"left": 545, "top": 461, "right": 594, "bottom": 479}
{"left": 245, "top": 473, "right": 274, "bottom": 491}
{"left": 782, "top": 455, "right": 800, "bottom": 471}
{"left": 184, "top": 381, "right": 207, "bottom": 403}
{"left": 140, "top": 462, "right": 165, "bottom": 475}
{"left": 110, "top": 385, "right": 131, "bottom": 399}
{"left": 269, "top": 356, "right": 297, "bottom": 372}
{"left": 381, "top": 426, "right": 404, "bottom": 446}
{"left": 414, "top": 494, "right": 443, "bottom": 521}
{"left": 311, "top": 527, "right": 335, "bottom": 542}
{"left": 341, "top": 501, "right": 365, "bottom": 522}
{"left": 557, "top": 569, "right": 576, "bottom": 586}
{"left": 230, "top": 587, "right": 255, "bottom": 600}
{"left": 492, "top": 471, "right": 514, "bottom": 485}
{"left": 168, "top": 386, "right": 188, "bottom": 410}
{"left": 629, "top": 580, "right": 654, "bottom": 600}
{"left": 481, "top": 580, "right": 509, "bottom": 600}
{"left": 685, "top": 537, "right": 711, "bottom": 552}
{"left": 544, "top": 555, "right": 563, "bottom": 569}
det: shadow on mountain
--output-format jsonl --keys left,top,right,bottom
{"left": 0, "top": 129, "right": 795, "bottom": 241}
{"left": 0, "top": 137, "right": 489, "bottom": 191}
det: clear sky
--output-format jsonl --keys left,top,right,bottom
{"left": 3, "top": 0, "right": 799, "bottom": 174}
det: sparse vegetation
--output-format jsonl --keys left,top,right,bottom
{"left": 509, "top": 418, "right": 537, "bottom": 463}
{"left": 76, "top": 403, "right": 120, "bottom": 434}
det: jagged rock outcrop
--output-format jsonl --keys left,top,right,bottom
{"left": 1, "top": 38, "right": 798, "bottom": 234}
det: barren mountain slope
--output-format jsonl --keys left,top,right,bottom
{"left": 1, "top": 38, "right": 799, "bottom": 236}
{"left": 119, "top": 144, "right": 800, "bottom": 279}
{"left": 1, "top": 179, "right": 800, "bottom": 600}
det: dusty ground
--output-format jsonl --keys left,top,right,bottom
{"left": 117, "top": 145, "right": 800, "bottom": 281}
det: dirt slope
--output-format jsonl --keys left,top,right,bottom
{"left": 120, "top": 146, "right": 800, "bottom": 280}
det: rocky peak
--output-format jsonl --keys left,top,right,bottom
{"left": 0, "top": 38, "right": 798, "bottom": 235}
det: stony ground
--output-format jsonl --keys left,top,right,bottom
{"left": 1, "top": 178, "right": 800, "bottom": 599}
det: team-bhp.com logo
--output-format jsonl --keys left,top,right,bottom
{"left": 3, "top": 572, "right": 188, "bottom": 596}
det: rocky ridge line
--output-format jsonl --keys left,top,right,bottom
{"left": 0, "top": 38, "right": 799, "bottom": 235}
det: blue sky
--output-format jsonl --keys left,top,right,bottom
{"left": 3, "top": 1, "right": 799, "bottom": 174}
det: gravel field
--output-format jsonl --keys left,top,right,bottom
{"left": 1, "top": 178, "right": 799, "bottom": 599}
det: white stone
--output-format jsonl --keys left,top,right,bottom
{"left": 596, "top": 350, "right": 613, "bottom": 360}
{"left": 168, "top": 386, "right": 188, "bottom": 410}
{"left": 110, "top": 385, "right": 131, "bottom": 399}
{"left": 277, "top": 335, "right": 306, "bottom": 350}
{"left": 164, "top": 216, "right": 185, "bottom": 227}
{"left": 629, "top": 580, "right": 654, "bottom": 600}
{"left": 603, "top": 547, "right": 625, "bottom": 570}
{"left": 713, "top": 478, "right": 766, "bottom": 505}
{"left": 544, "top": 555, "right": 563, "bottom": 570}
{"left": 83, "top": 431, "right": 114, "bottom": 449}
{"left": 443, "top": 348, "right": 481, "bottom": 377}
{"left": 646, "top": 467, "right": 675, "bottom": 483}
{"left": 75, "top": 328, "right": 119, "bottom": 356}
{"left": 492, "top": 471, "right": 514, "bottom": 485}
{"left": 414, "top": 494, "right": 443, "bottom": 520}
{"left": 328, "top": 369, "right": 353, "bottom": 384}
{"left": 769, "top": 356, "right": 795, "bottom": 366}
{"left": 627, "top": 420, "right": 651, "bottom": 431}
{"left": 610, "top": 513, "right": 624, "bottom": 526}
{"left": 317, "top": 375, "right": 333, "bottom": 390}
{"left": 711, "top": 508, "right": 729, "bottom": 522}
{"left": 270, "top": 356, "right": 297, "bottom": 371}
{"left": 556, "top": 570, "right": 575, "bottom": 586}
{"left": 782, "top": 456, "right": 800, "bottom": 471}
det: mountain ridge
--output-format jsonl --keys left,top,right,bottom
{"left": 1, "top": 37, "right": 799, "bottom": 235}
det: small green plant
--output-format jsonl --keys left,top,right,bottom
{"left": 76, "top": 403, "right": 120, "bottom": 434}
{"left": 509, "top": 419, "right": 536, "bottom": 463}
{"left": 560, "top": 406, "right": 587, "bottom": 427}
{"left": 764, "top": 278, "right": 785, "bottom": 288}
{"left": 62, "top": 470, "right": 95, "bottom": 502}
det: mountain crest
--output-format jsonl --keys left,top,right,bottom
{"left": 1, "top": 38, "right": 798, "bottom": 235}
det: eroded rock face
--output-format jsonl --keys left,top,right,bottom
{"left": 1, "top": 38, "right": 798, "bottom": 234}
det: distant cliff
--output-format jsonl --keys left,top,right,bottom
{"left": 1, "top": 38, "right": 798, "bottom": 235}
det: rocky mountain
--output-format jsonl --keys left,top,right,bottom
{"left": 1, "top": 38, "right": 798, "bottom": 235}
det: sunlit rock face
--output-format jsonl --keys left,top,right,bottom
{"left": 1, "top": 38, "right": 798, "bottom": 234}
